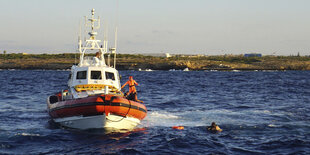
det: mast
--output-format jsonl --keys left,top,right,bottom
{"left": 78, "top": 9, "right": 107, "bottom": 67}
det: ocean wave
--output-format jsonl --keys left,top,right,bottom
{"left": 1, "top": 70, "right": 310, "bottom": 154}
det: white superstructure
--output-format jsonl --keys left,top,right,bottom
{"left": 65, "top": 9, "right": 121, "bottom": 100}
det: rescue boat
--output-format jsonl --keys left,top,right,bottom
{"left": 47, "top": 9, "right": 147, "bottom": 130}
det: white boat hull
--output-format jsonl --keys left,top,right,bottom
{"left": 53, "top": 114, "right": 140, "bottom": 131}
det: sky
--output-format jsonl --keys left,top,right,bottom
{"left": 0, "top": 0, "right": 309, "bottom": 55}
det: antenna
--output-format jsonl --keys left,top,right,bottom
{"left": 77, "top": 19, "right": 82, "bottom": 65}
{"left": 75, "top": 50, "right": 77, "bottom": 65}
{"left": 84, "top": 16, "right": 87, "bottom": 41}
{"left": 78, "top": 19, "right": 82, "bottom": 49}
{"left": 108, "top": 28, "right": 117, "bottom": 68}
{"left": 113, "top": 27, "right": 117, "bottom": 68}
{"left": 113, "top": 0, "right": 119, "bottom": 68}
{"left": 107, "top": 21, "right": 110, "bottom": 67}
{"left": 104, "top": 21, "right": 108, "bottom": 43}
{"left": 104, "top": 21, "right": 109, "bottom": 66}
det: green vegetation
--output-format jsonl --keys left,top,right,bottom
{"left": 0, "top": 53, "right": 310, "bottom": 70}
{"left": 0, "top": 53, "right": 78, "bottom": 59}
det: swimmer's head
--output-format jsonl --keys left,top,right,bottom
{"left": 208, "top": 122, "right": 222, "bottom": 132}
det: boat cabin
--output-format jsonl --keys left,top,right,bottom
{"left": 69, "top": 66, "right": 120, "bottom": 88}
{"left": 68, "top": 59, "right": 121, "bottom": 98}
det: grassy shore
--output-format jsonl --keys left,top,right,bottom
{"left": 1, "top": 53, "right": 310, "bottom": 70}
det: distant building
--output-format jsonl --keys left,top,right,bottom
{"left": 244, "top": 53, "right": 262, "bottom": 57}
{"left": 165, "top": 53, "right": 171, "bottom": 58}
{"left": 188, "top": 54, "right": 205, "bottom": 57}
{"left": 141, "top": 53, "right": 172, "bottom": 58}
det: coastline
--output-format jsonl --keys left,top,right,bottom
{"left": 1, "top": 54, "right": 310, "bottom": 71}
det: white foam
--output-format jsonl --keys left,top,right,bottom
{"left": 253, "top": 110, "right": 272, "bottom": 114}
{"left": 142, "top": 110, "right": 221, "bottom": 127}
{"left": 268, "top": 124, "right": 275, "bottom": 127}
{"left": 16, "top": 133, "right": 40, "bottom": 136}
{"left": 142, "top": 111, "right": 182, "bottom": 127}
{"left": 142, "top": 108, "right": 271, "bottom": 128}
{"left": 149, "top": 111, "right": 179, "bottom": 119}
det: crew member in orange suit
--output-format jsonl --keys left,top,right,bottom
{"left": 121, "top": 76, "right": 142, "bottom": 102}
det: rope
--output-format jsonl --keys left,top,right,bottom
{"left": 105, "top": 97, "right": 132, "bottom": 122}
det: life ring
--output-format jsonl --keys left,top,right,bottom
{"left": 172, "top": 126, "right": 184, "bottom": 130}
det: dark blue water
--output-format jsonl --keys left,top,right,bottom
{"left": 0, "top": 70, "right": 309, "bottom": 154}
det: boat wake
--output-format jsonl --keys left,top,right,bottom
{"left": 142, "top": 110, "right": 215, "bottom": 127}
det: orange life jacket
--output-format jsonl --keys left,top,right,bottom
{"left": 122, "top": 79, "right": 138, "bottom": 93}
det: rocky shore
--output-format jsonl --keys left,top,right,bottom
{"left": 1, "top": 53, "right": 310, "bottom": 71}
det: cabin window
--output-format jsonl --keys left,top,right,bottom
{"left": 76, "top": 71, "right": 87, "bottom": 79}
{"left": 105, "top": 72, "right": 115, "bottom": 80}
{"left": 91, "top": 71, "right": 102, "bottom": 79}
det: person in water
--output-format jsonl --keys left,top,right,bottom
{"left": 121, "top": 76, "right": 142, "bottom": 102}
{"left": 93, "top": 51, "right": 101, "bottom": 65}
{"left": 207, "top": 122, "right": 222, "bottom": 132}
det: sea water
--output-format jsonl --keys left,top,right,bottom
{"left": 0, "top": 70, "right": 309, "bottom": 154}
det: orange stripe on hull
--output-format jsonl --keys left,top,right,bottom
{"left": 49, "top": 94, "right": 147, "bottom": 120}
